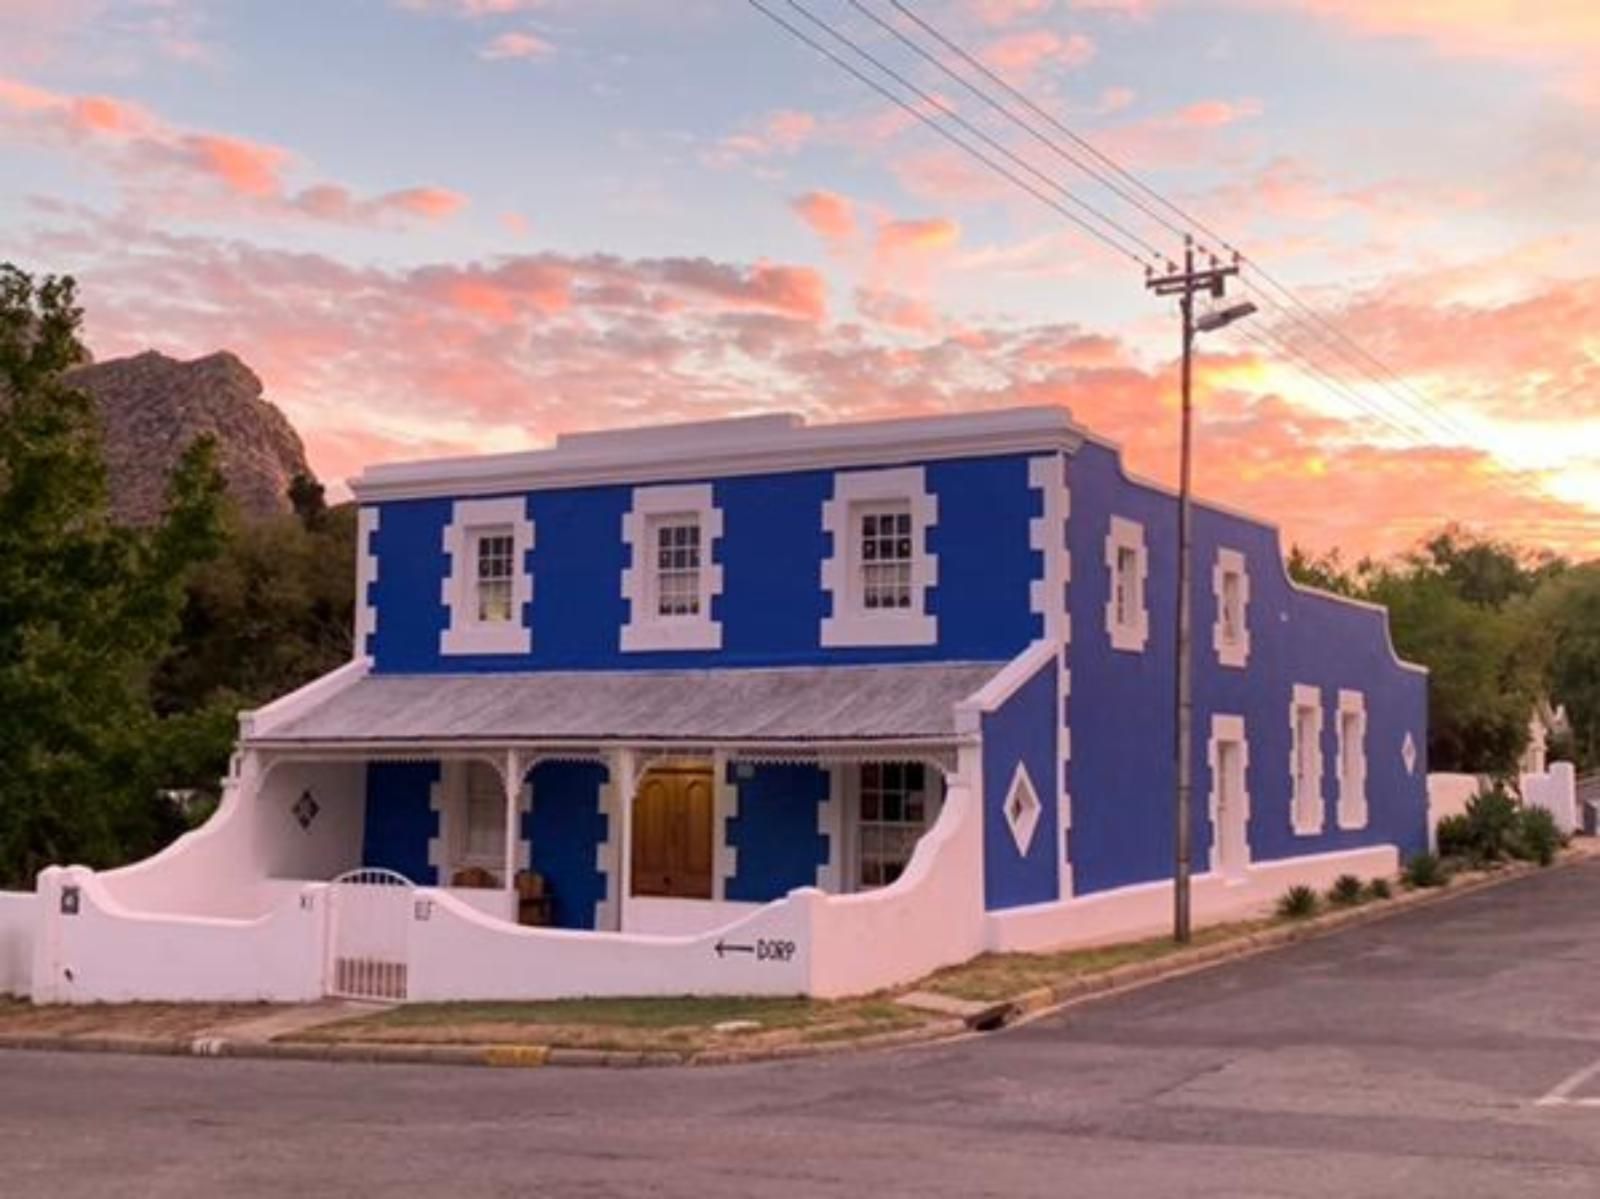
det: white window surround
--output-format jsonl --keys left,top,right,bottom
{"left": 440, "top": 497, "right": 534, "bottom": 656}
{"left": 1003, "top": 761, "right": 1043, "bottom": 857}
{"left": 354, "top": 506, "right": 379, "bottom": 660}
{"left": 620, "top": 483, "right": 724, "bottom": 652}
{"left": 1207, "top": 714, "right": 1251, "bottom": 878}
{"left": 1212, "top": 546, "right": 1251, "bottom": 669}
{"left": 1290, "top": 684, "right": 1325, "bottom": 836}
{"left": 1104, "top": 515, "right": 1149, "bottom": 653}
{"left": 1336, "top": 689, "right": 1369, "bottom": 830}
{"left": 821, "top": 466, "right": 938, "bottom": 648}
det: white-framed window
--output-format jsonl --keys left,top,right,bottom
{"left": 473, "top": 529, "right": 516, "bottom": 623}
{"left": 1212, "top": 547, "right": 1251, "bottom": 668}
{"left": 1336, "top": 689, "right": 1369, "bottom": 830}
{"left": 429, "top": 760, "right": 510, "bottom": 888}
{"left": 1104, "top": 516, "right": 1149, "bottom": 652}
{"left": 440, "top": 497, "right": 534, "bottom": 656}
{"left": 621, "top": 483, "right": 723, "bottom": 652}
{"left": 821, "top": 467, "right": 938, "bottom": 647}
{"left": 1290, "top": 684, "right": 1325, "bottom": 835}
{"left": 855, "top": 762, "right": 939, "bottom": 889}
{"left": 1207, "top": 714, "right": 1251, "bottom": 880}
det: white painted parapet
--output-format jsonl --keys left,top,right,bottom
{"left": 0, "top": 892, "right": 35, "bottom": 997}
{"left": 986, "top": 845, "right": 1399, "bottom": 954}
{"left": 1524, "top": 763, "right": 1579, "bottom": 836}
{"left": 30, "top": 865, "right": 327, "bottom": 1005}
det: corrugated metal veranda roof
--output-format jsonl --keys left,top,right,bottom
{"left": 249, "top": 662, "right": 1003, "bottom": 747}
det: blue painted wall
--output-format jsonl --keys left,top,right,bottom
{"left": 524, "top": 761, "right": 610, "bottom": 930}
{"left": 725, "top": 764, "right": 829, "bottom": 902}
{"left": 367, "top": 455, "right": 1039, "bottom": 673}
{"left": 1066, "top": 439, "right": 1429, "bottom": 897}
{"left": 982, "top": 654, "right": 1061, "bottom": 911}
{"left": 361, "top": 761, "right": 439, "bottom": 884}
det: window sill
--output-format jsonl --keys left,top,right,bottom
{"left": 621, "top": 618, "right": 722, "bottom": 653}
{"left": 1108, "top": 620, "right": 1148, "bottom": 653}
{"left": 441, "top": 622, "right": 530, "bottom": 656}
{"left": 821, "top": 611, "right": 937, "bottom": 648}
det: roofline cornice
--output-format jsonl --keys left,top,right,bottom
{"left": 349, "top": 406, "right": 1085, "bottom": 503}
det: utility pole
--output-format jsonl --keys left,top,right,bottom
{"left": 1146, "top": 237, "right": 1246, "bottom": 944}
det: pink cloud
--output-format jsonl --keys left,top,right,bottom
{"left": 0, "top": 74, "right": 468, "bottom": 227}
{"left": 478, "top": 31, "right": 553, "bottom": 60}
{"left": 791, "top": 190, "right": 857, "bottom": 244}
{"left": 1171, "top": 97, "right": 1263, "bottom": 128}
{"left": 876, "top": 216, "right": 962, "bottom": 257}
{"left": 980, "top": 29, "right": 1096, "bottom": 76}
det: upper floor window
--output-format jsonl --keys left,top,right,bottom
{"left": 622, "top": 484, "right": 723, "bottom": 652}
{"left": 1104, "top": 516, "right": 1149, "bottom": 653}
{"left": 1290, "top": 684, "right": 1324, "bottom": 835}
{"left": 474, "top": 530, "right": 516, "bottom": 623}
{"left": 821, "top": 467, "right": 938, "bottom": 648}
{"left": 1212, "top": 547, "right": 1251, "bottom": 668}
{"left": 441, "top": 497, "right": 534, "bottom": 656}
{"left": 859, "top": 505, "right": 913, "bottom": 611}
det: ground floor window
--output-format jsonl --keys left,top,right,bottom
{"left": 856, "top": 762, "right": 939, "bottom": 889}
{"left": 445, "top": 761, "right": 507, "bottom": 887}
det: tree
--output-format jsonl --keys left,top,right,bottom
{"left": 0, "top": 264, "right": 227, "bottom": 887}
{"left": 1527, "top": 564, "right": 1600, "bottom": 772}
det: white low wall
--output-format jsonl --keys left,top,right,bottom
{"left": 1524, "top": 763, "right": 1579, "bottom": 835}
{"left": 986, "top": 845, "right": 1400, "bottom": 954}
{"left": 1428, "top": 772, "right": 1483, "bottom": 850}
{"left": 30, "top": 866, "right": 327, "bottom": 1004}
{"left": 623, "top": 897, "right": 762, "bottom": 937}
{"left": 406, "top": 773, "right": 986, "bottom": 1002}
{"left": 0, "top": 892, "right": 35, "bottom": 997}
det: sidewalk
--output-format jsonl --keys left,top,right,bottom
{"left": 2, "top": 845, "right": 1592, "bottom": 1070}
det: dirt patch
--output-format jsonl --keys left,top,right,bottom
{"left": 0, "top": 998, "right": 280, "bottom": 1040}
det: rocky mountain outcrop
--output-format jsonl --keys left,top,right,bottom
{"left": 66, "top": 350, "right": 311, "bottom": 524}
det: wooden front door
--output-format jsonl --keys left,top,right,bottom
{"left": 631, "top": 763, "right": 714, "bottom": 899}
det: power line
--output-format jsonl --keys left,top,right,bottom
{"left": 772, "top": 0, "right": 1168, "bottom": 263}
{"left": 878, "top": 0, "right": 1495, "bottom": 451}
{"left": 744, "top": 0, "right": 1155, "bottom": 269}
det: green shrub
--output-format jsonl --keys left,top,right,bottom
{"left": 1404, "top": 852, "right": 1448, "bottom": 888}
{"left": 1518, "top": 807, "right": 1562, "bottom": 867}
{"left": 1435, "top": 813, "right": 1474, "bottom": 858}
{"left": 1463, "top": 788, "right": 1520, "bottom": 862}
{"left": 1277, "top": 884, "right": 1320, "bottom": 919}
{"left": 1366, "top": 877, "right": 1393, "bottom": 900}
{"left": 1328, "top": 874, "right": 1365, "bottom": 906}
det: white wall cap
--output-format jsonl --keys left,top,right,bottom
{"left": 350, "top": 406, "right": 1085, "bottom": 502}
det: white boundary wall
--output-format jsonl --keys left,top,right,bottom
{"left": 1427, "top": 772, "right": 1482, "bottom": 850}
{"left": 986, "top": 845, "right": 1399, "bottom": 953}
{"left": 31, "top": 866, "right": 326, "bottom": 1004}
{"left": 406, "top": 764, "right": 985, "bottom": 1002}
{"left": 0, "top": 893, "right": 35, "bottom": 997}
{"left": 1523, "top": 763, "right": 1579, "bottom": 835}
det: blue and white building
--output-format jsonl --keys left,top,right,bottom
{"left": 4, "top": 407, "right": 1428, "bottom": 1004}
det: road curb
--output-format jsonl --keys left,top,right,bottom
{"left": 0, "top": 850, "right": 1587, "bottom": 1071}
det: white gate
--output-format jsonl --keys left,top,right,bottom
{"left": 328, "top": 868, "right": 414, "bottom": 1002}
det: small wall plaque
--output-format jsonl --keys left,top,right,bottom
{"left": 60, "top": 885, "right": 80, "bottom": 916}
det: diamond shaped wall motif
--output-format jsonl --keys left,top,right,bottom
{"left": 1004, "top": 763, "right": 1042, "bottom": 856}
{"left": 292, "top": 790, "right": 320, "bottom": 831}
{"left": 1401, "top": 732, "right": 1418, "bottom": 777}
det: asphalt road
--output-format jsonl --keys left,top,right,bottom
{"left": 7, "top": 863, "right": 1600, "bottom": 1199}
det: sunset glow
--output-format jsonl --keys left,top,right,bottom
{"left": 0, "top": 0, "right": 1593, "bottom": 556}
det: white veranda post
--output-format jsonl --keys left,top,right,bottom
{"left": 612, "top": 747, "right": 637, "bottom": 932}
{"left": 503, "top": 749, "right": 521, "bottom": 896}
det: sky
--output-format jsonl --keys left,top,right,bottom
{"left": 0, "top": 0, "right": 1595, "bottom": 557}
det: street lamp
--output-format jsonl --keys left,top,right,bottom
{"left": 1146, "top": 240, "right": 1255, "bottom": 944}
